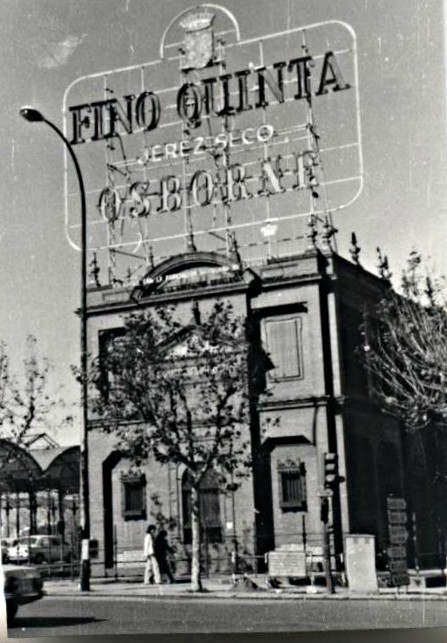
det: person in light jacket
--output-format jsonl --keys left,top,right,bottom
{"left": 143, "top": 524, "right": 161, "bottom": 585}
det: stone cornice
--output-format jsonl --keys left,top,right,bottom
{"left": 86, "top": 278, "right": 254, "bottom": 316}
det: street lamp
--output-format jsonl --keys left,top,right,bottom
{"left": 20, "top": 106, "right": 91, "bottom": 591}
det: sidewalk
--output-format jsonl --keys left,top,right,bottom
{"left": 42, "top": 575, "right": 447, "bottom": 601}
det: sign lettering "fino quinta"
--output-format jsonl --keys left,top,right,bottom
{"left": 68, "top": 51, "right": 349, "bottom": 145}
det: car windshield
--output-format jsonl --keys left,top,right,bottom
{"left": 17, "top": 537, "right": 39, "bottom": 545}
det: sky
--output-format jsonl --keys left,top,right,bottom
{"left": 0, "top": 0, "right": 446, "bottom": 446}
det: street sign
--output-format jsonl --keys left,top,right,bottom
{"left": 387, "top": 498, "right": 406, "bottom": 511}
{"left": 387, "top": 546, "right": 406, "bottom": 559}
{"left": 268, "top": 550, "right": 306, "bottom": 578}
{"left": 389, "top": 534, "right": 408, "bottom": 545}
{"left": 387, "top": 496, "right": 409, "bottom": 587}
{"left": 387, "top": 511, "right": 407, "bottom": 525}
{"left": 389, "top": 526, "right": 408, "bottom": 540}
{"left": 389, "top": 560, "right": 408, "bottom": 573}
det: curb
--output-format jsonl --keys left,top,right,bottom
{"left": 42, "top": 586, "right": 447, "bottom": 601}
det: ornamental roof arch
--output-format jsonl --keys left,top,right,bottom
{"left": 0, "top": 439, "right": 43, "bottom": 490}
{"left": 131, "top": 251, "right": 255, "bottom": 300}
{"left": 143, "top": 250, "right": 239, "bottom": 278}
{"left": 0, "top": 439, "right": 79, "bottom": 493}
{"left": 40, "top": 446, "right": 80, "bottom": 493}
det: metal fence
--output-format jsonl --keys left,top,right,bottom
{"left": 5, "top": 529, "right": 446, "bottom": 582}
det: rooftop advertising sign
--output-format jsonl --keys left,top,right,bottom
{"left": 63, "top": 4, "right": 362, "bottom": 282}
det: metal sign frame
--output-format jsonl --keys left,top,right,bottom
{"left": 62, "top": 4, "right": 363, "bottom": 284}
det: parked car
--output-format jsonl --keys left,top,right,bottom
{"left": 2, "top": 563, "right": 45, "bottom": 624}
{"left": 1, "top": 538, "right": 17, "bottom": 563}
{"left": 7, "top": 535, "right": 71, "bottom": 565}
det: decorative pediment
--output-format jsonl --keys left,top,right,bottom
{"left": 162, "top": 324, "right": 237, "bottom": 362}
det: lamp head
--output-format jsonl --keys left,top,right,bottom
{"left": 19, "top": 106, "right": 45, "bottom": 123}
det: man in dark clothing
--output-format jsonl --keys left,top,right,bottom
{"left": 154, "top": 529, "right": 175, "bottom": 583}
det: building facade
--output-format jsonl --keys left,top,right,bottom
{"left": 86, "top": 239, "right": 441, "bottom": 578}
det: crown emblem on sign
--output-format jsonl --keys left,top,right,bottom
{"left": 180, "top": 9, "right": 215, "bottom": 32}
{"left": 179, "top": 8, "right": 215, "bottom": 70}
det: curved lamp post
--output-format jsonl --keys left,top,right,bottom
{"left": 19, "top": 106, "right": 91, "bottom": 591}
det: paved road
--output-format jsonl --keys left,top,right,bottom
{"left": 8, "top": 595, "right": 447, "bottom": 637}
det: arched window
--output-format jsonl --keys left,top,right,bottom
{"left": 182, "top": 470, "right": 222, "bottom": 544}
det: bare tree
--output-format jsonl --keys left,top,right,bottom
{"left": 0, "top": 336, "right": 65, "bottom": 540}
{"left": 0, "top": 336, "right": 56, "bottom": 446}
{"left": 363, "top": 251, "right": 447, "bottom": 430}
{"left": 90, "top": 301, "right": 271, "bottom": 591}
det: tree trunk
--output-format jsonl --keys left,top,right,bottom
{"left": 190, "top": 485, "right": 202, "bottom": 592}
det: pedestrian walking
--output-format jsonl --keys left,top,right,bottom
{"left": 154, "top": 529, "right": 175, "bottom": 583}
{"left": 143, "top": 524, "right": 161, "bottom": 585}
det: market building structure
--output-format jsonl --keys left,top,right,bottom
{"left": 0, "top": 434, "right": 80, "bottom": 545}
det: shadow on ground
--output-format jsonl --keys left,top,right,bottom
{"left": 9, "top": 616, "right": 105, "bottom": 629}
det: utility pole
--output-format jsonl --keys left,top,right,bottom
{"left": 320, "top": 492, "right": 334, "bottom": 594}
{"left": 20, "top": 106, "right": 91, "bottom": 591}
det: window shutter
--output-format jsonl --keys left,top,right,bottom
{"left": 121, "top": 474, "right": 146, "bottom": 520}
{"left": 181, "top": 471, "right": 222, "bottom": 544}
{"left": 200, "top": 489, "right": 220, "bottom": 527}
{"left": 265, "top": 317, "right": 302, "bottom": 379}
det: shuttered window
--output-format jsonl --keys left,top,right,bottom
{"left": 98, "top": 327, "right": 126, "bottom": 400}
{"left": 199, "top": 489, "right": 221, "bottom": 527}
{"left": 265, "top": 316, "right": 303, "bottom": 380}
{"left": 121, "top": 474, "right": 146, "bottom": 520}
{"left": 182, "top": 471, "right": 222, "bottom": 544}
{"left": 278, "top": 463, "right": 307, "bottom": 510}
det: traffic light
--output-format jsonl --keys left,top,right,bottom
{"left": 324, "top": 452, "right": 338, "bottom": 489}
